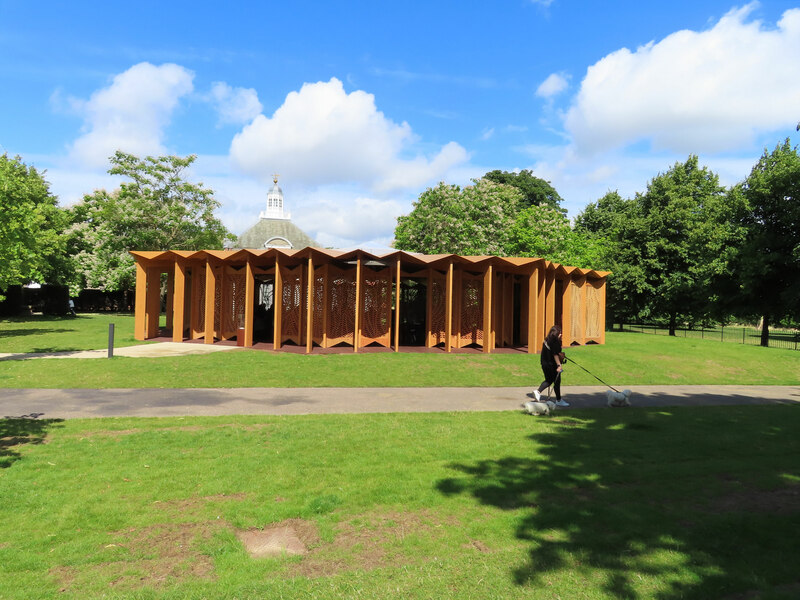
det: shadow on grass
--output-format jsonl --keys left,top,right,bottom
{"left": 0, "top": 328, "right": 77, "bottom": 339}
{"left": 437, "top": 406, "right": 800, "bottom": 599}
{"left": 0, "top": 416, "right": 64, "bottom": 468}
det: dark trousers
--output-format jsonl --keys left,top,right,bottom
{"left": 537, "top": 363, "right": 561, "bottom": 400}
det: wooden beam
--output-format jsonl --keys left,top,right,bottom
{"left": 190, "top": 263, "right": 203, "bottom": 339}
{"left": 394, "top": 258, "right": 401, "bottom": 352}
{"left": 172, "top": 260, "right": 186, "bottom": 342}
{"left": 306, "top": 255, "right": 314, "bottom": 354}
{"left": 145, "top": 267, "right": 160, "bottom": 340}
{"left": 204, "top": 261, "right": 216, "bottom": 344}
{"left": 445, "top": 261, "right": 453, "bottom": 353}
{"left": 527, "top": 268, "right": 539, "bottom": 354}
{"left": 244, "top": 260, "right": 255, "bottom": 347}
{"left": 425, "top": 268, "right": 433, "bottom": 348}
{"left": 134, "top": 260, "right": 147, "bottom": 341}
{"left": 482, "top": 264, "right": 493, "bottom": 353}
{"left": 354, "top": 254, "right": 362, "bottom": 352}
{"left": 274, "top": 255, "right": 282, "bottom": 350}
{"left": 165, "top": 268, "right": 175, "bottom": 331}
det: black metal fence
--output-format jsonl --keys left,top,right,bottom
{"left": 618, "top": 323, "right": 800, "bottom": 351}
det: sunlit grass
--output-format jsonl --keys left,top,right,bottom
{"left": 1, "top": 406, "right": 798, "bottom": 598}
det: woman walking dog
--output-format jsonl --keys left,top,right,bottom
{"left": 531, "top": 325, "right": 569, "bottom": 407}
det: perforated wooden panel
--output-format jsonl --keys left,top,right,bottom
{"left": 458, "top": 275, "right": 483, "bottom": 347}
{"left": 360, "top": 269, "right": 392, "bottom": 347}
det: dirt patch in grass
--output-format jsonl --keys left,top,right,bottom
{"left": 153, "top": 492, "right": 248, "bottom": 516}
{"left": 712, "top": 486, "right": 800, "bottom": 514}
{"left": 50, "top": 521, "right": 222, "bottom": 592}
{"left": 287, "top": 509, "right": 457, "bottom": 578}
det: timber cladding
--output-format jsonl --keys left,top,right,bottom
{"left": 130, "top": 248, "right": 609, "bottom": 354}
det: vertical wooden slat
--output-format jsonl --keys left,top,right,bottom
{"left": 322, "top": 263, "right": 329, "bottom": 348}
{"left": 527, "top": 268, "right": 539, "bottom": 354}
{"left": 172, "top": 260, "right": 186, "bottom": 342}
{"left": 306, "top": 255, "right": 314, "bottom": 354}
{"left": 445, "top": 261, "right": 453, "bottom": 353}
{"left": 190, "top": 263, "right": 203, "bottom": 339}
{"left": 165, "top": 269, "right": 175, "bottom": 331}
{"left": 354, "top": 254, "right": 362, "bottom": 352}
{"left": 482, "top": 264, "right": 492, "bottom": 353}
{"left": 204, "top": 260, "right": 216, "bottom": 344}
{"left": 274, "top": 255, "right": 282, "bottom": 350}
{"left": 145, "top": 268, "right": 160, "bottom": 340}
{"left": 244, "top": 259, "right": 255, "bottom": 347}
{"left": 425, "top": 268, "right": 433, "bottom": 347}
{"left": 134, "top": 260, "right": 147, "bottom": 341}
{"left": 394, "top": 258, "right": 401, "bottom": 352}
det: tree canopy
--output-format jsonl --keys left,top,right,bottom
{"left": 0, "top": 154, "right": 69, "bottom": 299}
{"left": 69, "top": 152, "right": 234, "bottom": 291}
{"left": 730, "top": 139, "right": 800, "bottom": 344}
{"left": 394, "top": 179, "right": 524, "bottom": 255}
{"left": 483, "top": 169, "right": 564, "bottom": 213}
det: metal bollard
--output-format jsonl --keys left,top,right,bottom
{"left": 108, "top": 323, "right": 115, "bottom": 358}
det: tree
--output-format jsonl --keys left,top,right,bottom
{"left": 632, "top": 156, "right": 740, "bottom": 334}
{"left": 69, "top": 152, "right": 234, "bottom": 291}
{"left": 0, "top": 154, "right": 70, "bottom": 300}
{"left": 483, "top": 169, "right": 565, "bottom": 213}
{"left": 731, "top": 139, "right": 800, "bottom": 345}
{"left": 506, "top": 204, "right": 608, "bottom": 269}
{"left": 575, "top": 191, "right": 650, "bottom": 327}
{"left": 394, "top": 179, "right": 524, "bottom": 255}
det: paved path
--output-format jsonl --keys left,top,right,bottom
{"left": 2, "top": 386, "right": 798, "bottom": 420}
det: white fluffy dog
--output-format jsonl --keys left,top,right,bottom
{"left": 606, "top": 389, "right": 632, "bottom": 407}
{"left": 522, "top": 400, "right": 556, "bottom": 416}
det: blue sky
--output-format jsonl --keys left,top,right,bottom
{"left": 2, "top": 0, "right": 799, "bottom": 248}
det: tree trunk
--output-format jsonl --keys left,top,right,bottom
{"left": 760, "top": 314, "right": 770, "bottom": 347}
{"left": 669, "top": 313, "right": 677, "bottom": 336}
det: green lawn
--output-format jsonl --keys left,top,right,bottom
{"left": 1, "top": 406, "right": 798, "bottom": 599}
{"left": 1, "top": 314, "right": 799, "bottom": 388}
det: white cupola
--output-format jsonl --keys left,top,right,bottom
{"left": 259, "top": 174, "right": 290, "bottom": 220}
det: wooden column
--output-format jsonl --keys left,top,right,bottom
{"left": 165, "top": 269, "right": 175, "bottom": 331}
{"left": 145, "top": 268, "right": 160, "bottom": 340}
{"left": 321, "top": 264, "right": 329, "bottom": 348}
{"left": 204, "top": 260, "right": 216, "bottom": 344}
{"left": 482, "top": 264, "right": 493, "bottom": 353}
{"left": 190, "top": 264, "right": 203, "bottom": 340}
{"left": 445, "top": 261, "right": 453, "bottom": 353}
{"left": 134, "top": 260, "right": 148, "bottom": 341}
{"left": 599, "top": 279, "right": 607, "bottom": 345}
{"left": 354, "top": 254, "right": 362, "bottom": 352}
{"left": 544, "top": 267, "right": 556, "bottom": 334}
{"left": 526, "top": 268, "right": 540, "bottom": 354}
{"left": 394, "top": 258, "right": 401, "bottom": 352}
{"left": 274, "top": 255, "right": 282, "bottom": 350}
{"left": 425, "top": 268, "right": 434, "bottom": 348}
{"left": 306, "top": 256, "right": 314, "bottom": 354}
{"left": 172, "top": 260, "right": 186, "bottom": 342}
{"left": 244, "top": 260, "right": 255, "bottom": 347}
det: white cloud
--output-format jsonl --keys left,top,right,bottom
{"left": 480, "top": 127, "right": 495, "bottom": 140}
{"left": 229, "top": 77, "right": 468, "bottom": 192}
{"left": 564, "top": 4, "right": 800, "bottom": 155}
{"left": 536, "top": 73, "right": 569, "bottom": 98}
{"left": 209, "top": 82, "right": 263, "bottom": 125}
{"left": 67, "top": 62, "right": 194, "bottom": 168}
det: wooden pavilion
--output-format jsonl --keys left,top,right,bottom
{"left": 131, "top": 247, "right": 608, "bottom": 353}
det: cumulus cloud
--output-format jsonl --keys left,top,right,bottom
{"left": 209, "top": 82, "right": 263, "bottom": 125}
{"left": 536, "top": 73, "right": 569, "bottom": 98}
{"left": 67, "top": 62, "right": 194, "bottom": 169}
{"left": 564, "top": 4, "right": 800, "bottom": 155}
{"left": 229, "top": 77, "right": 468, "bottom": 192}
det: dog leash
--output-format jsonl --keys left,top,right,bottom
{"left": 566, "top": 356, "right": 620, "bottom": 393}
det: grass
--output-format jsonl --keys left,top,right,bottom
{"left": 1, "top": 407, "right": 799, "bottom": 599}
{"left": 1, "top": 314, "right": 799, "bottom": 388}
{"left": 0, "top": 314, "right": 143, "bottom": 353}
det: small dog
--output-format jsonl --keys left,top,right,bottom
{"left": 606, "top": 389, "right": 632, "bottom": 407}
{"left": 522, "top": 400, "right": 556, "bottom": 416}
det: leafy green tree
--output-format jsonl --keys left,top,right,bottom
{"left": 394, "top": 179, "right": 523, "bottom": 255}
{"left": 575, "top": 191, "right": 649, "bottom": 327}
{"left": 69, "top": 152, "right": 234, "bottom": 291}
{"left": 0, "top": 154, "right": 70, "bottom": 300}
{"left": 633, "top": 156, "right": 740, "bottom": 334}
{"left": 483, "top": 169, "right": 564, "bottom": 213}
{"left": 731, "top": 139, "right": 800, "bottom": 345}
{"left": 506, "top": 204, "right": 608, "bottom": 269}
